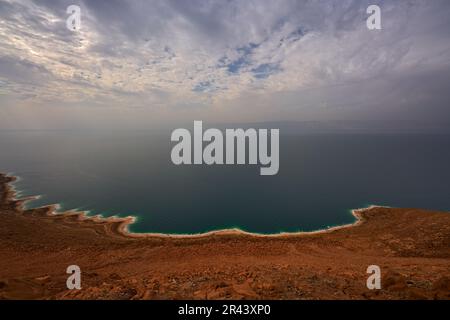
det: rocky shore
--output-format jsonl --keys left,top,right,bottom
{"left": 0, "top": 173, "right": 449, "bottom": 300}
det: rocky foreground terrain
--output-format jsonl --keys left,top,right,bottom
{"left": 0, "top": 173, "right": 449, "bottom": 300}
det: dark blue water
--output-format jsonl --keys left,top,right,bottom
{"left": 0, "top": 131, "right": 449, "bottom": 234}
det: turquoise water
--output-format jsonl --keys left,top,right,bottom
{"left": 0, "top": 130, "right": 449, "bottom": 234}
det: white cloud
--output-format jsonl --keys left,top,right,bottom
{"left": 0, "top": 0, "right": 450, "bottom": 128}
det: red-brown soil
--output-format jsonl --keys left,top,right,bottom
{"left": 0, "top": 173, "right": 449, "bottom": 300}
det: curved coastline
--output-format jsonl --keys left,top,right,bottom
{"left": 1, "top": 172, "right": 388, "bottom": 239}
{"left": 2, "top": 171, "right": 450, "bottom": 300}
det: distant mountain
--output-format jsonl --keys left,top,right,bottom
{"left": 209, "top": 120, "right": 450, "bottom": 134}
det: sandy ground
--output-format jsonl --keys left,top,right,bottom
{"left": 0, "top": 173, "right": 449, "bottom": 300}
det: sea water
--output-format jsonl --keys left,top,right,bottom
{"left": 0, "top": 130, "right": 449, "bottom": 234}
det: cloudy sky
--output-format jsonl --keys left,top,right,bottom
{"left": 0, "top": 0, "right": 450, "bottom": 130}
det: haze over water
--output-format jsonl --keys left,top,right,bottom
{"left": 1, "top": 130, "right": 449, "bottom": 234}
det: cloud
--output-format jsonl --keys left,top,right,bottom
{"left": 0, "top": 55, "right": 51, "bottom": 84}
{"left": 0, "top": 0, "right": 450, "bottom": 129}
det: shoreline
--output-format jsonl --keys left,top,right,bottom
{"left": 1, "top": 171, "right": 449, "bottom": 300}
{"left": 2, "top": 172, "right": 383, "bottom": 239}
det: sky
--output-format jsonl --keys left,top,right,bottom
{"left": 0, "top": 0, "right": 450, "bottom": 130}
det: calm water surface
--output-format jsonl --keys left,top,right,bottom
{"left": 0, "top": 131, "right": 449, "bottom": 234}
